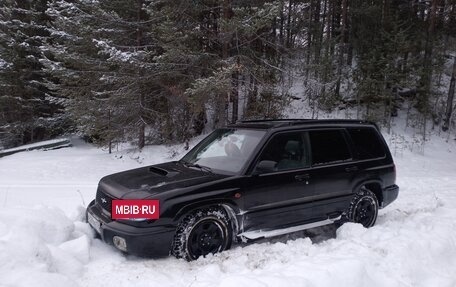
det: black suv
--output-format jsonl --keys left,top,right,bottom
{"left": 86, "top": 119, "right": 399, "bottom": 260}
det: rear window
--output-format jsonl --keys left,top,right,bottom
{"left": 309, "top": 130, "right": 352, "bottom": 165}
{"left": 347, "top": 127, "right": 386, "bottom": 160}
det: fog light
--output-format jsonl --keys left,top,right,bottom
{"left": 113, "top": 236, "right": 127, "bottom": 252}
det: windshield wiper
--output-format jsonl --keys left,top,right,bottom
{"left": 181, "top": 161, "right": 213, "bottom": 174}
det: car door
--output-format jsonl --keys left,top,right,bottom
{"left": 241, "top": 131, "right": 315, "bottom": 232}
{"left": 306, "top": 129, "right": 358, "bottom": 218}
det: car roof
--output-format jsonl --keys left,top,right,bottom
{"left": 227, "top": 119, "right": 378, "bottom": 130}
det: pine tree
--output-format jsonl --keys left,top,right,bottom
{"left": 46, "top": 0, "right": 166, "bottom": 150}
{"left": 0, "top": 0, "right": 66, "bottom": 148}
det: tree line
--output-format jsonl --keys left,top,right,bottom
{"left": 0, "top": 0, "right": 455, "bottom": 150}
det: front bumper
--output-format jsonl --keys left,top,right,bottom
{"left": 381, "top": 184, "right": 399, "bottom": 208}
{"left": 86, "top": 200, "right": 175, "bottom": 258}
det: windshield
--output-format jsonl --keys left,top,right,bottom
{"left": 181, "top": 129, "right": 266, "bottom": 174}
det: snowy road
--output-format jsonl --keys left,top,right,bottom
{"left": 1, "top": 136, "right": 456, "bottom": 287}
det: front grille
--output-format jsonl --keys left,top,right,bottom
{"left": 96, "top": 188, "right": 115, "bottom": 212}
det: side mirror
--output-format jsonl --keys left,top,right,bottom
{"left": 255, "top": 160, "right": 277, "bottom": 174}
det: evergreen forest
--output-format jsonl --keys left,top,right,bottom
{"left": 1, "top": 0, "right": 455, "bottom": 150}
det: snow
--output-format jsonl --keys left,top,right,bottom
{"left": 1, "top": 126, "right": 456, "bottom": 286}
{"left": 0, "top": 58, "right": 11, "bottom": 69}
{"left": 93, "top": 39, "right": 137, "bottom": 63}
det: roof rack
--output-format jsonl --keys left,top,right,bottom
{"left": 238, "top": 119, "right": 311, "bottom": 123}
{"left": 237, "top": 118, "right": 371, "bottom": 127}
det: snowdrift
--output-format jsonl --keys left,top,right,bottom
{"left": 1, "top": 132, "right": 456, "bottom": 287}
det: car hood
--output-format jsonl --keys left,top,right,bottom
{"left": 98, "top": 161, "right": 227, "bottom": 199}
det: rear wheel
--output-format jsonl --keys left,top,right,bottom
{"left": 347, "top": 188, "right": 379, "bottom": 228}
{"left": 172, "top": 207, "right": 232, "bottom": 261}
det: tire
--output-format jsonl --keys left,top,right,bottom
{"left": 171, "top": 207, "right": 232, "bottom": 261}
{"left": 346, "top": 188, "right": 379, "bottom": 228}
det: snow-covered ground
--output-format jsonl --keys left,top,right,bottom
{"left": 1, "top": 127, "right": 456, "bottom": 287}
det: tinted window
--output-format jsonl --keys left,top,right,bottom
{"left": 257, "top": 132, "right": 309, "bottom": 171}
{"left": 309, "top": 130, "right": 351, "bottom": 165}
{"left": 347, "top": 128, "right": 385, "bottom": 159}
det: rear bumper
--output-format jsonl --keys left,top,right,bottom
{"left": 381, "top": 184, "right": 399, "bottom": 208}
{"left": 86, "top": 200, "right": 175, "bottom": 258}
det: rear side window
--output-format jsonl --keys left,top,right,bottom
{"left": 309, "top": 130, "right": 351, "bottom": 165}
{"left": 347, "top": 128, "right": 386, "bottom": 160}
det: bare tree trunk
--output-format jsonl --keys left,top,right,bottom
{"left": 304, "top": 0, "right": 313, "bottom": 85}
{"left": 231, "top": 70, "right": 239, "bottom": 123}
{"left": 271, "top": 12, "right": 277, "bottom": 59}
{"left": 313, "top": 0, "right": 322, "bottom": 67}
{"left": 402, "top": 51, "right": 408, "bottom": 73}
{"left": 108, "top": 109, "right": 112, "bottom": 154}
{"left": 334, "top": 0, "right": 347, "bottom": 99}
{"left": 286, "top": 0, "right": 293, "bottom": 48}
{"left": 420, "top": 0, "right": 438, "bottom": 144}
{"left": 279, "top": 0, "right": 284, "bottom": 47}
{"left": 320, "top": 0, "right": 331, "bottom": 104}
{"left": 443, "top": 56, "right": 456, "bottom": 131}
{"left": 450, "top": 3, "right": 456, "bottom": 31}
{"left": 137, "top": 0, "right": 145, "bottom": 149}
{"left": 246, "top": 74, "right": 257, "bottom": 117}
{"left": 217, "top": 0, "right": 232, "bottom": 127}
{"left": 346, "top": 6, "right": 353, "bottom": 67}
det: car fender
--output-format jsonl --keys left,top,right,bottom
{"left": 352, "top": 179, "right": 384, "bottom": 203}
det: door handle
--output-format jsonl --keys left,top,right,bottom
{"left": 294, "top": 174, "right": 310, "bottom": 181}
{"left": 345, "top": 166, "right": 358, "bottom": 172}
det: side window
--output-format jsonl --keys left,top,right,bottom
{"left": 309, "top": 130, "right": 351, "bottom": 165}
{"left": 257, "top": 132, "right": 309, "bottom": 171}
{"left": 347, "top": 128, "right": 386, "bottom": 159}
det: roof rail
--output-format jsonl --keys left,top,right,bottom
{"left": 238, "top": 118, "right": 311, "bottom": 123}
{"left": 238, "top": 118, "right": 370, "bottom": 126}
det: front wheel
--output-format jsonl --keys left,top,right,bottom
{"left": 171, "top": 207, "right": 232, "bottom": 261}
{"left": 347, "top": 188, "right": 379, "bottom": 228}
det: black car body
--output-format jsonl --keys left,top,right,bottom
{"left": 86, "top": 119, "right": 399, "bottom": 260}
